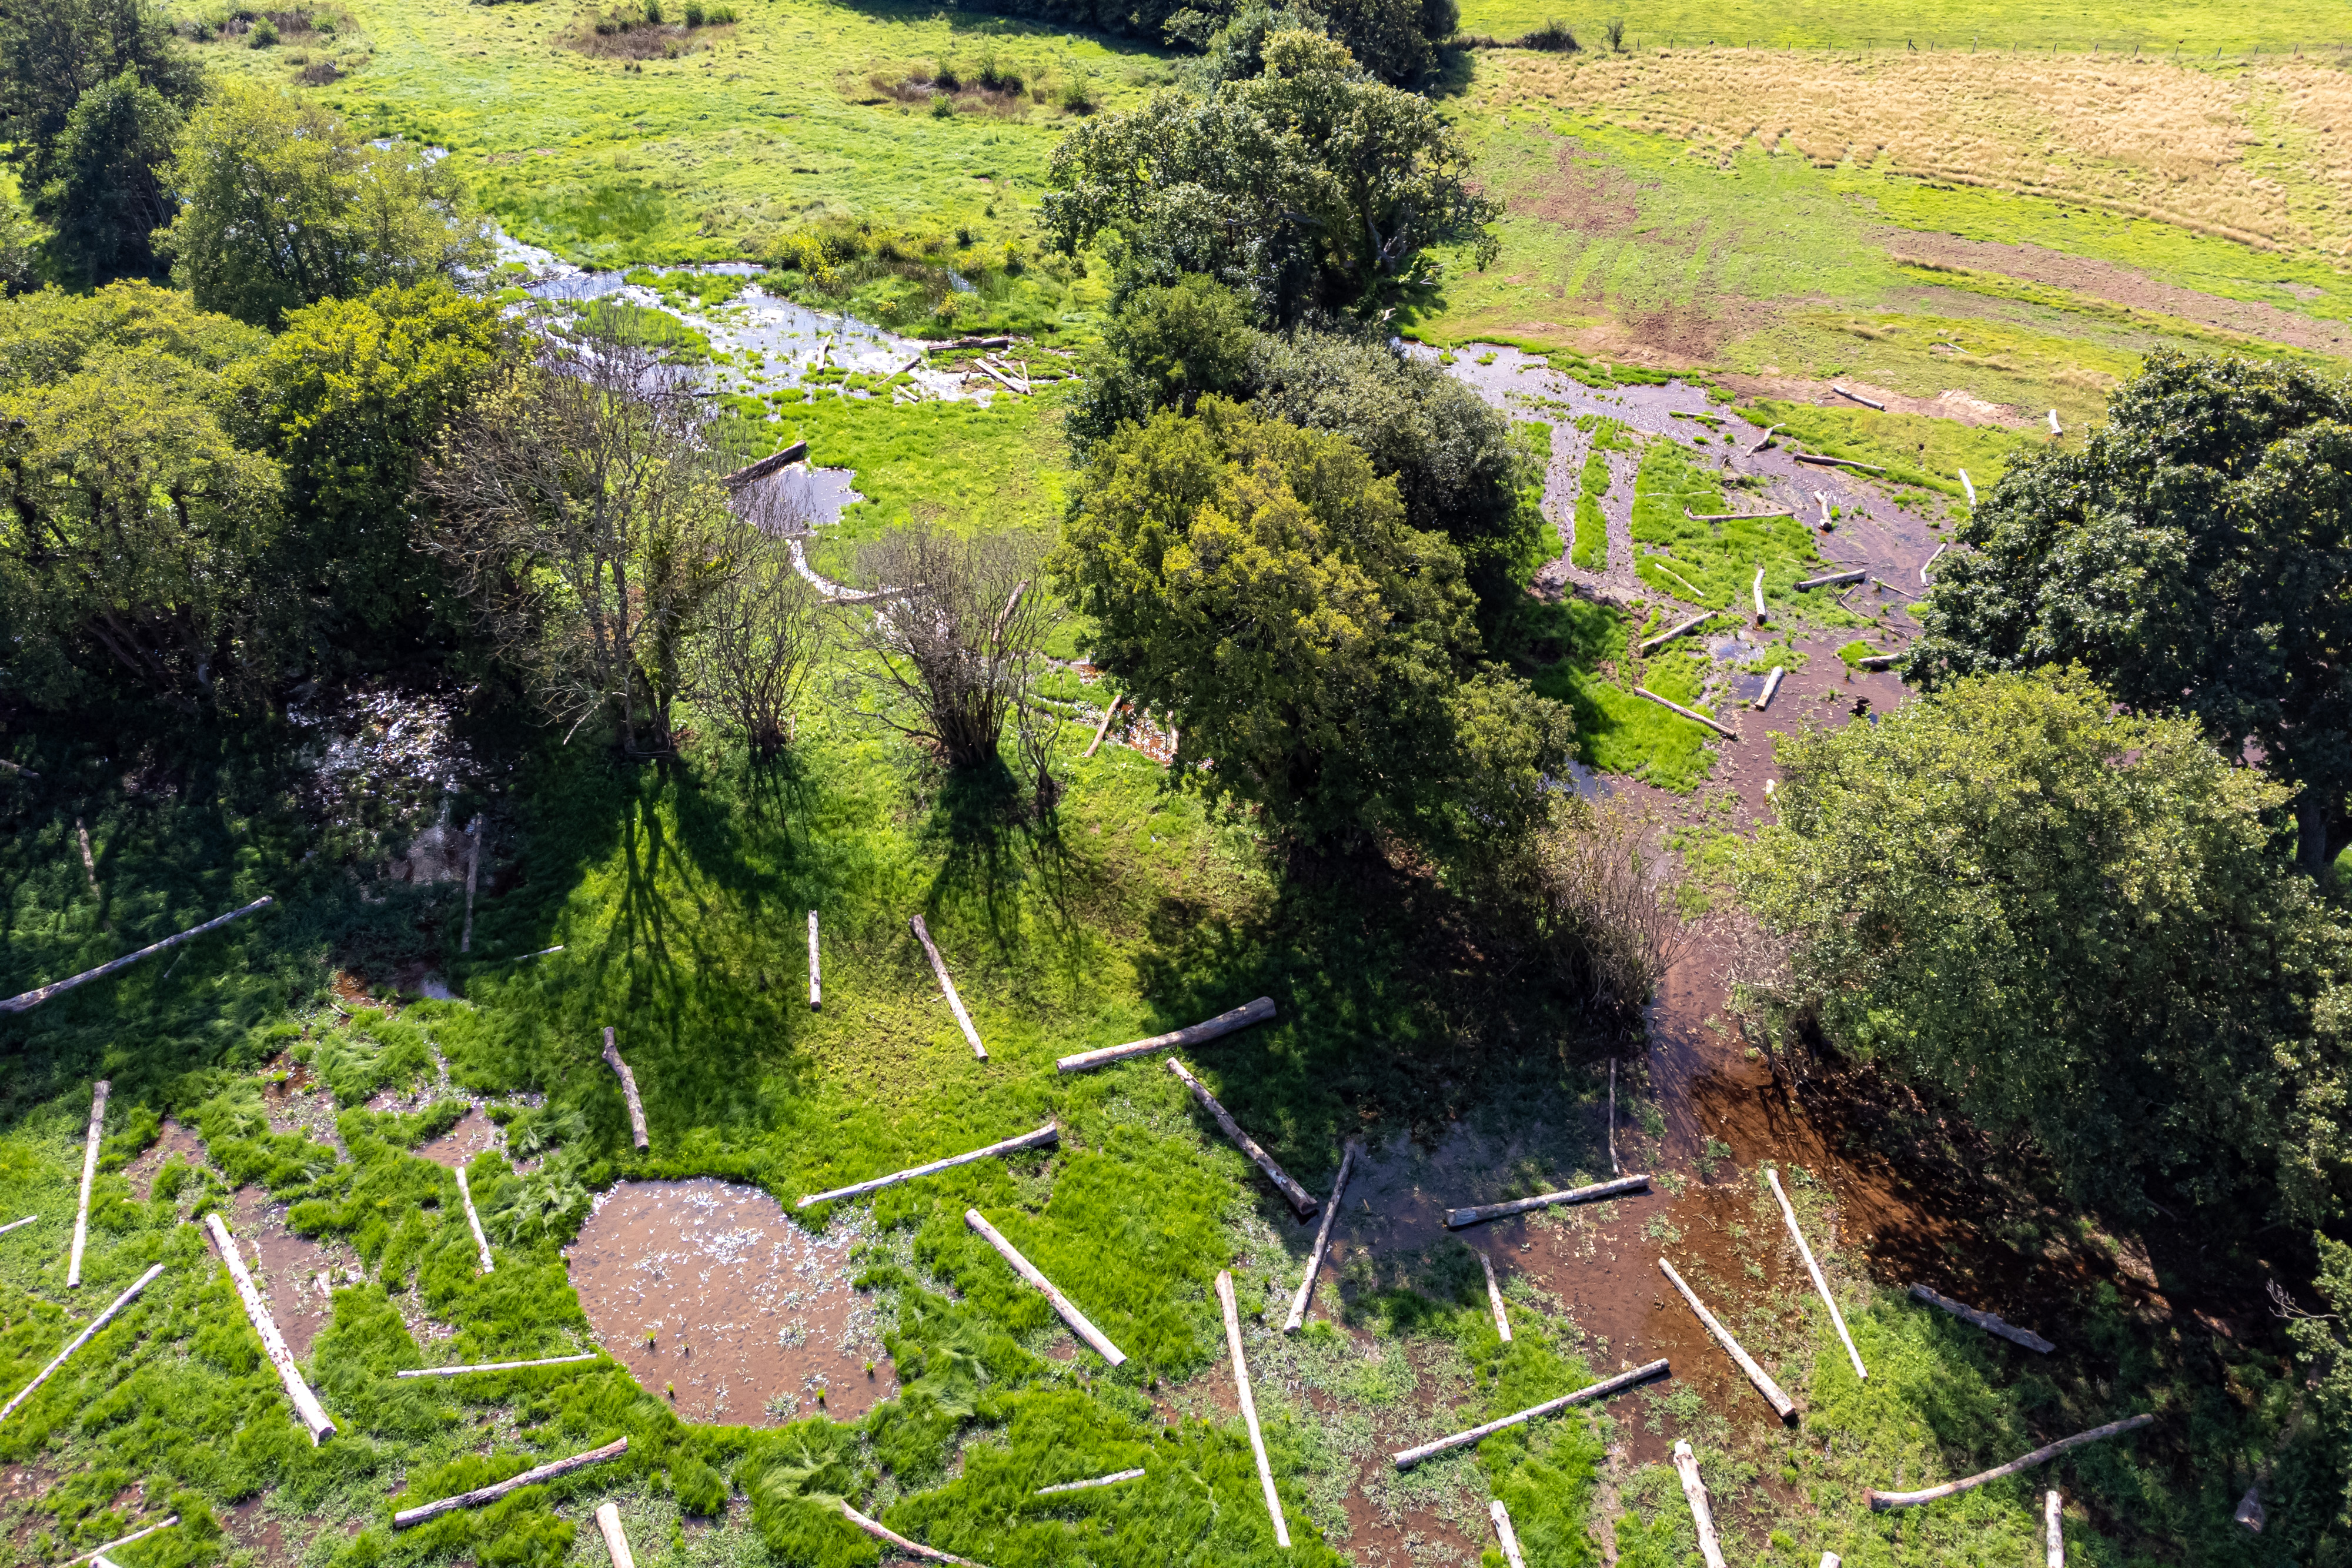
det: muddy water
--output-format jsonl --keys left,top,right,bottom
{"left": 566, "top": 1179, "right": 893, "bottom": 1425}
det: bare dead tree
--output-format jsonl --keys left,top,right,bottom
{"left": 687, "top": 517, "right": 823, "bottom": 759}
{"left": 421, "top": 323, "right": 737, "bottom": 756}
{"left": 834, "top": 527, "right": 1055, "bottom": 771}
{"left": 1014, "top": 692, "right": 1067, "bottom": 817}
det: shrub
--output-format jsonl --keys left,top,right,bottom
{"left": 248, "top": 16, "right": 278, "bottom": 45}
{"left": 1514, "top": 18, "right": 1575, "bottom": 49}
{"left": 1058, "top": 73, "right": 1094, "bottom": 112}
{"left": 1604, "top": 16, "right": 1625, "bottom": 48}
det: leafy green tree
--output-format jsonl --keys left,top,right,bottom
{"left": 1054, "top": 396, "right": 1569, "bottom": 854}
{"left": 1044, "top": 31, "right": 1499, "bottom": 323}
{"left": 1189, "top": 0, "right": 1455, "bottom": 85}
{"left": 1736, "top": 664, "right": 2352, "bottom": 1225}
{"left": 1910, "top": 351, "right": 2352, "bottom": 877}
{"left": 162, "top": 81, "right": 494, "bottom": 327}
{"left": 1067, "top": 274, "right": 1258, "bottom": 447}
{"left": 41, "top": 68, "right": 180, "bottom": 283}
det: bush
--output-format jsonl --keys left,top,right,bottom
{"left": 1058, "top": 73, "right": 1095, "bottom": 112}
{"left": 1514, "top": 18, "right": 1575, "bottom": 49}
{"left": 1603, "top": 16, "right": 1625, "bottom": 48}
{"left": 247, "top": 15, "right": 277, "bottom": 44}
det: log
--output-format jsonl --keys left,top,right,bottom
{"left": 1167, "top": 1058, "right": 1316, "bottom": 1217}
{"left": 837, "top": 1499, "right": 985, "bottom": 1567}
{"left": 1283, "top": 1144, "right": 1356, "bottom": 1332}
{"left": 2236, "top": 1484, "right": 2264, "bottom": 1532}
{"left": 1632, "top": 687, "right": 1738, "bottom": 741}
{"left": 964, "top": 1209, "right": 1126, "bottom": 1366}
{"left": 1872, "top": 576, "right": 1920, "bottom": 600}
{"left": 971, "top": 359, "right": 1027, "bottom": 396}
{"left": 1794, "top": 453, "right": 1887, "bottom": 473}
{"left": 2046, "top": 1489, "right": 2063, "bottom": 1567}
{"left": 62, "top": 1517, "right": 179, "bottom": 1566}
{"left": 76, "top": 818, "right": 100, "bottom": 902}
{"left": 1081, "top": 696, "right": 1122, "bottom": 760}
{"left": 1488, "top": 1500, "right": 1528, "bottom": 1568}
{"left": 595, "top": 1503, "right": 636, "bottom": 1568}
{"left": 68, "top": 1080, "right": 108, "bottom": 1288}
{"left": 205, "top": 1213, "right": 335, "bottom": 1444}
{"left": 1753, "top": 666, "right": 1787, "bottom": 710}
{"left": 909, "top": 915, "right": 986, "bottom": 1059}
{"left": 1958, "top": 469, "right": 1976, "bottom": 507}
{"left": 1859, "top": 653, "right": 1900, "bottom": 671}
{"left": 1752, "top": 567, "right": 1769, "bottom": 625}
{"left": 1795, "top": 569, "right": 1866, "bottom": 591}
{"left": 602, "top": 1028, "right": 649, "bottom": 1151}
{"left": 1746, "top": 424, "right": 1779, "bottom": 456}
{"left": 1391, "top": 1360, "right": 1669, "bottom": 1469}
{"left": 460, "top": 815, "right": 484, "bottom": 955}
{"left": 1673, "top": 1441, "right": 1728, "bottom": 1568}
{"left": 1215, "top": 1270, "right": 1289, "bottom": 1548}
{"left": 1865, "top": 1413, "right": 2154, "bottom": 1510}
{"left": 1480, "top": 1249, "right": 1512, "bottom": 1343}
{"left": 1639, "top": 611, "right": 1713, "bottom": 654}
{"left": 1685, "top": 507, "right": 1796, "bottom": 523}
{"left": 1820, "top": 1557, "right": 1840, "bottom": 1568}
{"left": 0, "top": 1262, "right": 165, "bottom": 1422}
{"left": 1813, "top": 490, "right": 1832, "bottom": 528}
{"left": 0, "top": 1215, "right": 36, "bottom": 1238}
{"left": 506, "top": 945, "right": 566, "bottom": 964}
{"left": 797, "top": 1123, "right": 1060, "bottom": 1208}
{"left": 0, "top": 757, "right": 37, "bottom": 780}
{"left": 722, "top": 440, "right": 810, "bottom": 490}
{"left": 393, "top": 1437, "right": 629, "bottom": 1527}
{"left": 1908, "top": 1283, "right": 2053, "bottom": 1352}
{"left": 455, "top": 1168, "right": 494, "bottom": 1274}
{"left": 1765, "top": 1169, "right": 1865, "bottom": 1381}
{"left": 807, "top": 911, "right": 820, "bottom": 1011}
{"left": 1447, "top": 1174, "right": 1648, "bottom": 1228}
{"left": 1658, "top": 1258, "right": 1798, "bottom": 1424}
{"left": 396, "top": 1353, "right": 602, "bottom": 1378}
{"left": 1922, "top": 543, "right": 1948, "bottom": 583}
{"left": 1034, "top": 1468, "right": 1145, "bottom": 1496}
{"left": 2047, "top": 409, "right": 2063, "bottom": 436}
{"left": 1057, "top": 996, "right": 1277, "bottom": 1073}
{"left": 0, "top": 896, "right": 274, "bottom": 1015}
{"left": 1831, "top": 385, "right": 1886, "bottom": 411}
{"left": 1607, "top": 1061, "right": 1618, "bottom": 1174}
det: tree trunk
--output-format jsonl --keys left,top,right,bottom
{"left": 2298, "top": 787, "right": 2344, "bottom": 881}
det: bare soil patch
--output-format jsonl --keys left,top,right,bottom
{"left": 412, "top": 1108, "right": 503, "bottom": 1169}
{"left": 228, "top": 1188, "right": 340, "bottom": 1360}
{"left": 122, "top": 1119, "right": 206, "bottom": 1201}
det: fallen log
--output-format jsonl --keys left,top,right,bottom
{"left": 1958, "top": 469, "right": 1977, "bottom": 507}
{"left": 971, "top": 359, "right": 1027, "bottom": 396}
{"left": 1659, "top": 1258, "right": 1798, "bottom": 1423}
{"left": 722, "top": 441, "right": 810, "bottom": 490}
{"left": 1813, "top": 490, "right": 1832, "bottom": 528}
{"left": 0, "top": 1215, "right": 39, "bottom": 1238}
{"left": 1746, "top": 423, "right": 1779, "bottom": 456}
{"left": 1821, "top": 1557, "right": 1841, "bottom": 1568}
{"left": 1872, "top": 576, "right": 1920, "bottom": 600}
{"left": 838, "top": 1499, "right": 985, "bottom": 1566}
{"left": 1752, "top": 567, "right": 1769, "bottom": 625}
{"left": 1167, "top": 1058, "right": 1316, "bottom": 1217}
{"left": 938, "top": 334, "right": 1015, "bottom": 351}
{"left": 2046, "top": 1489, "right": 2064, "bottom": 1567}
{"left": 455, "top": 1168, "right": 495, "bottom": 1274}
{"left": 396, "top": 1353, "right": 601, "bottom": 1379}
{"left": 1795, "top": 569, "right": 1866, "bottom": 591}
{"left": 1607, "top": 1061, "right": 1618, "bottom": 1175}
{"left": 68, "top": 1080, "right": 108, "bottom": 1288}
{"left": 1673, "top": 1440, "right": 1728, "bottom": 1568}
{"left": 0, "top": 757, "right": 36, "bottom": 780}
{"left": 1480, "top": 1249, "right": 1512, "bottom": 1343}
{"left": 0, "top": 1263, "right": 166, "bottom": 1423}
{"left": 965, "top": 1210, "right": 1126, "bottom": 1366}
{"left": 1908, "top": 1283, "right": 2053, "bottom": 1352}
{"left": 460, "top": 815, "right": 485, "bottom": 955}
{"left": 1447, "top": 1174, "right": 1648, "bottom": 1228}
{"left": 1283, "top": 1144, "right": 1357, "bottom": 1332}
{"left": 1859, "top": 653, "right": 1901, "bottom": 671}
{"left": 1488, "top": 1500, "right": 1528, "bottom": 1568}
{"left": 1034, "top": 1469, "right": 1145, "bottom": 1496}
{"left": 1754, "top": 666, "right": 1787, "bottom": 710}
{"left": 797, "top": 1122, "right": 1060, "bottom": 1209}
{"left": 1685, "top": 507, "right": 1795, "bottom": 523}
{"left": 1794, "top": 453, "right": 1887, "bottom": 474}
{"left": 1056, "top": 996, "right": 1277, "bottom": 1073}
{"left": 1765, "top": 1169, "right": 1865, "bottom": 1381}
{"left": 1866, "top": 1413, "right": 2154, "bottom": 1510}
{"left": 1632, "top": 687, "right": 1738, "bottom": 741}
{"left": 1392, "top": 1360, "right": 1669, "bottom": 1469}
{"left": 76, "top": 819, "right": 100, "bottom": 904}
{"left": 807, "top": 911, "right": 820, "bottom": 1011}
{"left": 2236, "top": 1483, "right": 2264, "bottom": 1532}
{"left": 595, "top": 1503, "right": 637, "bottom": 1568}
{"left": 910, "top": 915, "right": 986, "bottom": 1059}
{"left": 62, "top": 1516, "right": 178, "bottom": 1566}
{"left": 1831, "top": 385, "right": 1885, "bottom": 411}
{"left": 1922, "top": 543, "right": 1948, "bottom": 583}
{"left": 1081, "top": 696, "right": 1122, "bottom": 759}
{"left": 506, "top": 945, "right": 566, "bottom": 963}
{"left": 601, "top": 1028, "right": 649, "bottom": 1151}
{"left": 1639, "top": 611, "right": 1713, "bottom": 655}
{"left": 393, "top": 1437, "right": 629, "bottom": 1527}
{"left": 1216, "top": 1270, "right": 1289, "bottom": 1548}
{"left": 0, "top": 896, "right": 274, "bottom": 1016}
{"left": 2047, "top": 409, "right": 2063, "bottom": 436}
{"left": 206, "top": 1213, "right": 335, "bottom": 1444}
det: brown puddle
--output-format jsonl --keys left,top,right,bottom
{"left": 566, "top": 1179, "right": 893, "bottom": 1425}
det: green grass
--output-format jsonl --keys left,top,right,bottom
{"left": 1512, "top": 597, "right": 1720, "bottom": 791}
{"left": 1567, "top": 417, "right": 1628, "bottom": 570}
{"left": 1627, "top": 436, "right": 1859, "bottom": 620}
{"left": 1743, "top": 399, "right": 2042, "bottom": 499}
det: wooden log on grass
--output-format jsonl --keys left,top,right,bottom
{"left": 0, "top": 1216, "right": 36, "bottom": 1238}
{"left": 1488, "top": 1500, "right": 1528, "bottom": 1568}
{"left": 1392, "top": 1360, "right": 1669, "bottom": 1469}
{"left": 205, "top": 1213, "right": 335, "bottom": 1444}
{"left": 798, "top": 1123, "right": 1059, "bottom": 1209}
{"left": 0, "top": 897, "right": 273, "bottom": 1015}
{"left": 595, "top": 1503, "right": 637, "bottom": 1568}
{"left": 1957, "top": 469, "right": 1976, "bottom": 507}
{"left": 396, "top": 1353, "right": 602, "bottom": 1379}
{"left": 1056, "top": 997, "right": 1276, "bottom": 1072}
{"left": 1794, "top": 453, "right": 1887, "bottom": 474}
{"left": 1283, "top": 1142, "right": 1356, "bottom": 1332}
{"left": 2048, "top": 409, "right": 2063, "bottom": 436}
{"left": 393, "top": 1437, "right": 629, "bottom": 1527}
{"left": 1633, "top": 687, "right": 1738, "bottom": 741}
{"left": 838, "top": 1499, "right": 985, "bottom": 1567}
{"left": 1872, "top": 576, "right": 1920, "bottom": 601}
{"left": 62, "top": 1517, "right": 178, "bottom": 1566}
{"left": 1479, "top": 1249, "right": 1511, "bottom": 1343}
{"left": 1745, "top": 424, "right": 1779, "bottom": 456}
{"left": 1684, "top": 507, "right": 1796, "bottom": 523}
{"left": 1658, "top": 1258, "right": 1798, "bottom": 1424}
{"left": 68, "top": 1080, "right": 108, "bottom": 1288}
{"left": 1908, "top": 1283, "right": 2053, "bottom": 1352}
{"left": 1672, "top": 1441, "right": 1728, "bottom": 1568}
{"left": 0, "top": 1263, "right": 165, "bottom": 1423}
{"left": 1639, "top": 611, "right": 1713, "bottom": 655}
{"left": 1765, "top": 1169, "right": 1865, "bottom": 1381}
{"left": 601, "top": 1028, "right": 649, "bottom": 1151}
{"left": 1859, "top": 653, "right": 1901, "bottom": 671}
{"left": 1923, "top": 543, "right": 1949, "bottom": 583}
{"left": 807, "top": 911, "right": 820, "bottom": 1011}
{"left": 2046, "top": 1489, "right": 2064, "bottom": 1567}
{"left": 1795, "top": 569, "right": 1866, "bottom": 591}
{"left": 1448, "top": 1174, "right": 1647, "bottom": 1228}
{"left": 1167, "top": 1058, "right": 1316, "bottom": 1217}
{"left": 723, "top": 441, "right": 809, "bottom": 490}
{"left": 1754, "top": 666, "right": 1787, "bottom": 710}
{"left": 1034, "top": 1469, "right": 1145, "bottom": 1497}
{"left": 910, "top": 915, "right": 986, "bottom": 1059}
{"left": 460, "top": 815, "right": 485, "bottom": 955}
{"left": 1831, "top": 385, "right": 1886, "bottom": 411}
{"left": 964, "top": 1210, "right": 1126, "bottom": 1366}
{"left": 1082, "top": 696, "right": 1122, "bottom": 759}
{"left": 1752, "top": 567, "right": 1769, "bottom": 626}
{"left": 1865, "top": 1414, "right": 2154, "bottom": 1510}
{"left": 1215, "top": 1270, "right": 1289, "bottom": 1548}
{"left": 455, "top": 1168, "right": 494, "bottom": 1274}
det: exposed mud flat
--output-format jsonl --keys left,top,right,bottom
{"left": 412, "top": 1109, "right": 504, "bottom": 1169}
{"left": 566, "top": 1178, "right": 893, "bottom": 1425}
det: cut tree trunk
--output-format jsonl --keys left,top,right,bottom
{"left": 909, "top": 915, "right": 986, "bottom": 1059}
{"left": 1746, "top": 424, "right": 1779, "bottom": 456}
{"left": 1391, "top": 1360, "right": 1669, "bottom": 1468}
{"left": 1488, "top": 1500, "right": 1528, "bottom": 1568}
{"left": 460, "top": 815, "right": 484, "bottom": 954}
{"left": 1752, "top": 567, "right": 1769, "bottom": 625}
{"left": 1923, "top": 543, "right": 1948, "bottom": 583}
{"left": 68, "top": 1080, "right": 108, "bottom": 1288}
{"left": 1909, "top": 1283, "right": 2053, "bottom": 1352}
{"left": 1794, "top": 453, "right": 1887, "bottom": 473}
{"left": 1034, "top": 1469, "right": 1145, "bottom": 1496}
{"left": 2236, "top": 1484, "right": 2265, "bottom": 1532}
{"left": 1166, "top": 1058, "right": 1317, "bottom": 1216}
{"left": 1831, "top": 385, "right": 1886, "bottom": 411}
{"left": 1659, "top": 1258, "right": 1799, "bottom": 1423}
{"left": 1866, "top": 1414, "right": 2153, "bottom": 1509}
{"left": 837, "top": 1500, "right": 985, "bottom": 1567}
{"left": 595, "top": 1503, "right": 637, "bottom": 1568}
{"left": 1859, "top": 653, "right": 1901, "bottom": 671}
{"left": 1685, "top": 507, "right": 1796, "bottom": 523}
{"left": 205, "top": 1213, "right": 335, "bottom": 1445}
{"left": 1632, "top": 687, "right": 1738, "bottom": 740}
{"left": 0, "top": 1216, "right": 35, "bottom": 1238}
{"left": 1607, "top": 1061, "right": 1618, "bottom": 1174}
{"left": 1056, "top": 997, "right": 1276, "bottom": 1072}
{"left": 1765, "top": 1169, "right": 1865, "bottom": 1380}
{"left": 807, "top": 911, "right": 820, "bottom": 1011}
{"left": 1958, "top": 470, "right": 1976, "bottom": 507}
{"left": 396, "top": 1353, "right": 600, "bottom": 1379}
{"left": 1082, "top": 696, "right": 1122, "bottom": 759}
{"left": 602, "top": 1028, "right": 649, "bottom": 1151}
{"left": 1481, "top": 1249, "right": 1512, "bottom": 1343}
{"left": 1216, "top": 1270, "right": 1289, "bottom": 1549}
{"left": 1639, "top": 611, "right": 1714, "bottom": 654}
{"left": 797, "top": 1124, "right": 1060, "bottom": 1209}
{"left": 1795, "top": 570, "right": 1866, "bottom": 591}
{"left": 456, "top": 1168, "right": 495, "bottom": 1274}
{"left": 1283, "top": 1144, "right": 1356, "bottom": 1332}
{"left": 75, "top": 818, "right": 100, "bottom": 903}
{"left": 964, "top": 1210, "right": 1126, "bottom": 1365}
{"left": 723, "top": 441, "right": 810, "bottom": 490}
{"left": 2046, "top": 1489, "right": 2064, "bottom": 1567}
{"left": 62, "top": 1517, "right": 178, "bottom": 1566}
{"left": 0, "top": 897, "right": 273, "bottom": 1015}
{"left": 1673, "top": 1441, "right": 1728, "bottom": 1568}
{"left": 1447, "top": 1174, "right": 1648, "bottom": 1228}
{"left": 392, "top": 1437, "right": 629, "bottom": 1527}
{"left": 0, "top": 1263, "right": 166, "bottom": 1423}
{"left": 1755, "top": 667, "right": 1787, "bottom": 710}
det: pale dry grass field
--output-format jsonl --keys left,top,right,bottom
{"left": 1485, "top": 50, "right": 2352, "bottom": 255}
